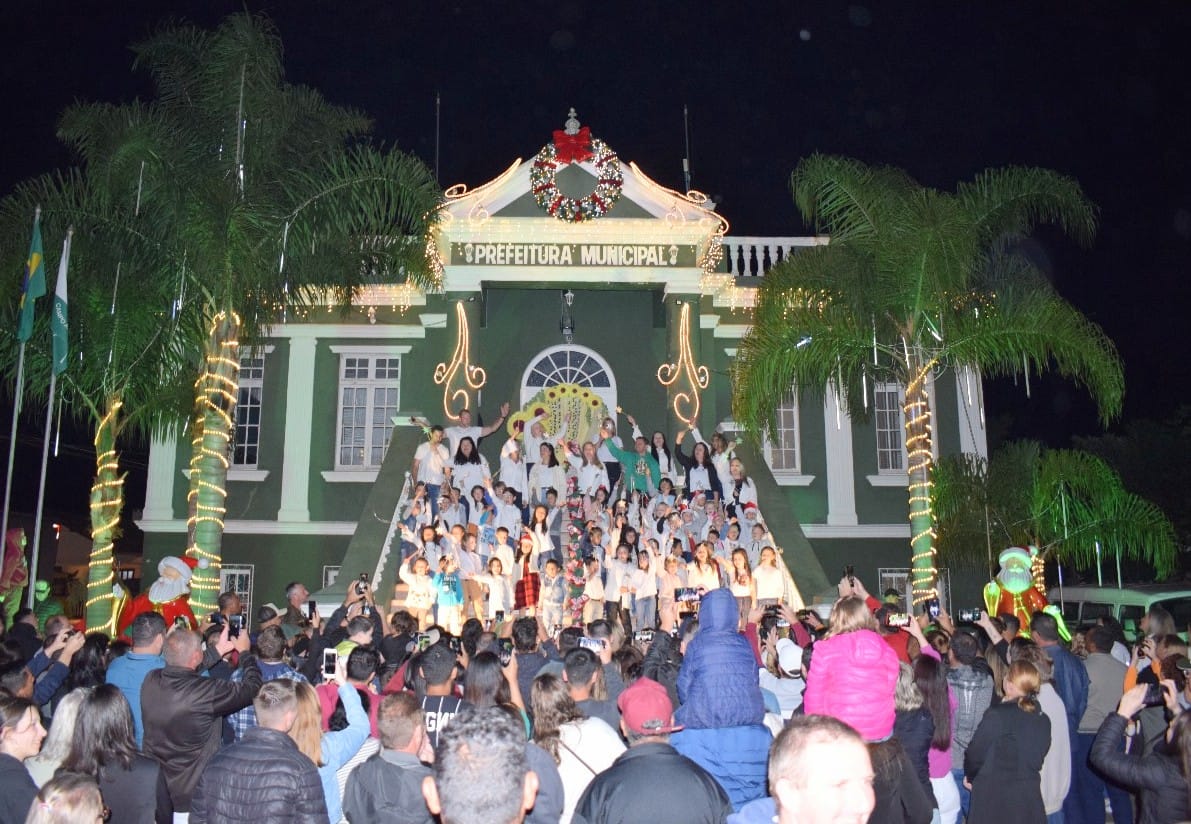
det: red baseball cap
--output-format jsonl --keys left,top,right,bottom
{"left": 617, "top": 677, "right": 683, "bottom": 735}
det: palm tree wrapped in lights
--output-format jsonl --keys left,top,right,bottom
{"left": 733, "top": 155, "right": 1124, "bottom": 604}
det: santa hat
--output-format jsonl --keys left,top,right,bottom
{"left": 159, "top": 555, "right": 207, "bottom": 581}
{"left": 998, "top": 546, "right": 1034, "bottom": 567}
{"left": 519, "top": 532, "right": 535, "bottom": 544}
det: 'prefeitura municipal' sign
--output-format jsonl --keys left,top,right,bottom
{"left": 451, "top": 242, "right": 699, "bottom": 267}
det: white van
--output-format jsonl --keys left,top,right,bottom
{"left": 1048, "top": 585, "right": 1191, "bottom": 638}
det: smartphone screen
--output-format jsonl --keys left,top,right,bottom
{"left": 322, "top": 649, "right": 338, "bottom": 677}
{"left": 305, "top": 601, "right": 316, "bottom": 620}
{"left": 498, "top": 638, "right": 514, "bottom": 666}
{"left": 494, "top": 610, "right": 505, "bottom": 623}
{"left": 228, "top": 614, "right": 243, "bottom": 637}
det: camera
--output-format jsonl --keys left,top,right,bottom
{"left": 355, "top": 572, "right": 368, "bottom": 596}
{"left": 322, "top": 648, "right": 338, "bottom": 677}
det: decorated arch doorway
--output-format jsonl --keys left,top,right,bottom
{"left": 512, "top": 345, "right": 616, "bottom": 443}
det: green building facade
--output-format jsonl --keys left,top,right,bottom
{"left": 137, "top": 120, "right": 990, "bottom": 617}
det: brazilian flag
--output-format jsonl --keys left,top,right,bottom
{"left": 17, "top": 214, "right": 45, "bottom": 343}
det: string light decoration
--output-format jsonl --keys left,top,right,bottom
{"left": 657, "top": 302, "right": 710, "bottom": 427}
{"left": 433, "top": 301, "right": 487, "bottom": 422}
{"left": 906, "top": 361, "right": 939, "bottom": 605}
{"left": 186, "top": 310, "right": 241, "bottom": 613}
{"left": 85, "top": 399, "right": 124, "bottom": 634}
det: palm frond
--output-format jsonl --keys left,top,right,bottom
{"left": 943, "top": 260, "right": 1124, "bottom": 424}
{"left": 957, "top": 166, "right": 1098, "bottom": 247}
{"left": 790, "top": 154, "right": 916, "bottom": 243}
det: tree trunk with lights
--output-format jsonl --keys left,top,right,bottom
{"left": 905, "top": 354, "right": 938, "bottom": 604}
{"left": 186, "top": 309, "right": 241, "bottom": 614}
{"left": 86, "top": 397, "right": 125, "bottom": 633}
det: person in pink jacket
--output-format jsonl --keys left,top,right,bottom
{"left": 802, "top": 594, "right": 900, "bottom": 742}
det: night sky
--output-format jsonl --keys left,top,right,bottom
{"left": 2, "top": 2, "right": 1188, "bottom": 533}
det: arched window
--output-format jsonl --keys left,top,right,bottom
{"left": 520, "top": 345, "right": 617, "bottom": 411}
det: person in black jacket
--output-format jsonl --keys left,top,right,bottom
{"left": 964, "top": 660, "right": 1051, "bottom": 824}
{"left": 893, "top": 662, "right": 937, "bottom": 812}
{"left": 141, "top": 626, "right": 259, "bottom": 814}
{"left": 190, "top": 679, "right": 329, "bottom": 824}
{"left": 59, "top": 684, "right": 172, "bottom": 824}
{"left": 1091, "top": 682, "right": 1191, "bottom": 824}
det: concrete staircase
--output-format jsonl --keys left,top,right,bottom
{"left": 730, "top": 440, "right": 832, "bottom": 602}
{"left": 314, "top": 425, "right": 424, "bottom": 607}
{"left": 319, "top": 427, "right": 833, "bottom": 613}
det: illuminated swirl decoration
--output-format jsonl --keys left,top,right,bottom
{"left": 434, "top": 301, "right": 487, "bottom": 421}
{"left": 530, "top": 131, "right": 623, "bottom": 222}
{"left": 657, "top": 303, "right": 709, "bottom": 427}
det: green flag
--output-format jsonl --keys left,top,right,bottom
{"left": 51, "top": 232, "right": 70, "bottom": 375}
{"left": 17, "top": 213, "right": 45, "bottom": 343}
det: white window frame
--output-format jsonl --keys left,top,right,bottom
{"left": 219, "top": 563, "right": 254, "bottom": 622}
{"left": 232, "top": 347, "right": 273, "bottom": 470}
{"left": 874, "top": 382, "right": 908, "bottom": 475}
{"left": 520, "top": 344, "right": 617, "bottom": 412}
{"left": 330, "top": 346, "right": 409, "bottom": 471}
{"left": 878, "top": 566, "right": 952, "bottom": 613}
{"left": 762, "top": 391, "right": 814, "bottom": 486}
{"left": 322, "top": 565, "right": 341, "bottom": 589}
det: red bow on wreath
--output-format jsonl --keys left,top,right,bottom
{"left": 553, "top": 126, "right": 593, "bottom": 164}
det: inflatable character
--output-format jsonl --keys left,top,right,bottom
{"left": 983, "top": 546, "right": 1049, "bottom": 634}
{"left": 0, "top": 528, "right": 29, "bottom": 628}
{"left": 32, "top": 580, "right": 65, "bottom": 633}
{"left": 116, "top": 555, "right": 203, "bottom": 637}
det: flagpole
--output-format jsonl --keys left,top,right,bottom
{"left": 3, "top": 206, "right": 41, "bottom": 579}
{"left": 26, "top": 370, "right": 56, "bottom": 608}
{"left": 26, "top": 226, "right": 69, "bottom": 608}
{"left": 0, "top": 342, "right": 26, "bottom": 552}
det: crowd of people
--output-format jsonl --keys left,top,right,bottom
{"left": 1, "top": 404, "right": 1189, "bottom": 823}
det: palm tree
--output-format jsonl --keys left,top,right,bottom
{"left": 733, "top": 155, "right": 1124, "bottom": 604}
{"left": 933, "top": 441, "right": 1177, "bottom": 582}
{"left": 2, "top": 12, "right": 442, "bottom": 618}
{"left": 115, "top": 14, "right": 443, "bottom": 612}
{"left": 0, "top": 161, "right": 195, "bottom": 631}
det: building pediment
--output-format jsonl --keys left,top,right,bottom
{"left": 432, "top": 111, "right": 727, "bottom": 292}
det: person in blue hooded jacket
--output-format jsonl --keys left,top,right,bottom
{"left": 671, "top": 587, "right": 773, "bottom": 810}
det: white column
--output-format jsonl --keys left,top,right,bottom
{"left": 277, "top": 335, "right": 318, "bottom": 522}
{"left": 823, "top": 387, "right": 858, "bottom": 526}
{"left": 955, "top": 367, "right": 988, "bottom": 459}
{"left": 143, "top": 429, "right": 178, "bottom": 521}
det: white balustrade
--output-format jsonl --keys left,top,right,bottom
{"left": 720, "top": 235, "right": 828, "bottom": 277}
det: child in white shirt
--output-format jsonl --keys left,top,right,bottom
{"left": 582, "top": 557, "right": 605, "bottom": 624}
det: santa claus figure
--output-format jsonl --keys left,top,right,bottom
{"left": 983, "top": 546, "right": 1049, "bottom": 633}
{"left": 117, "top": 555, "right": 203, "bottom": 637}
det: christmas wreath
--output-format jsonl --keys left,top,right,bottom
{"left": 530, "top": 128, "right": 624, "bottom": 222}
